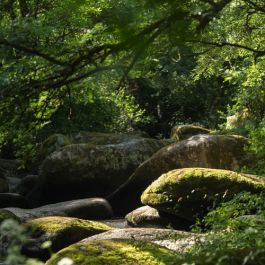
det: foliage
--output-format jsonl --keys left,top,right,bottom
{"left": 243, "top": 120, "right": 265, "bottom": 175}
{"left": 0, "top": 0, "right": 264, "bottom": 166}
{"left": 0, "top": 219, "right": 44, "bottom": 265}
{"left": 171, "top": 191, "right": 265, "bottom": 265}
{"left": 194, "top": 191, "right": 265, "bottom": 231}
{"left": 180, "top": 226, "right": 265, "bottom": 265}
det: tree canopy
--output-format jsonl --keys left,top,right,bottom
{"left": 0, "top": 0, "right": 264, "bottom": 164}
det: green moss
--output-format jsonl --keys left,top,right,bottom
{"left": 46, "top": 239, "right": 179, "bottom": 265}
{"left": 141, "top": 168, "right": 265, "bottom": 221}
{"left": 26, "top": 216, "right": 112, "bottom": 235}
{"left": 0, "top": 209, "right": 20, "bottom": 224}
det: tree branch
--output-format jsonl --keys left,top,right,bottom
{"left": 187, "top": 39, "right": 265, "bottom": 57}
{"left": 0, "top": 39, "right": 67, "bottom": 66}
{"left": 244, "top": 0, "right": 265, "bottom": 13}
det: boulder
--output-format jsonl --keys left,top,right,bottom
{"left": 141, "top": 168, "right": 265, "bottom": 221}
{"left": 22, "top": 216, "right": 112, "bottom": 260}
{"left": 0, "top": 159, "right": 17, "bottom": 178}
{"left": 4, "top": 198, "right": 113, "bottom": 222}
{"left": 82, "top": 228, "right": 201, "bottom": 252}
{"left": 171, "top": 125, "right": 210, "bottom": 140}
{"left": 16, "top": 175, "right": 42, "bottom": 207}
{"left": 108, "top": 134, "right": 249, "bottom": 214}
{"left": 36, "top": 131, "right": 149, "bottom": 164}
{"left": 45, "top": 239, "right": 179, "bottom": 265}
{"left": 126, "top": 206, "right": 192, "bottom": 230}
{"left": 0, "top": 193, "right": 28, "bottom": 208}
{"left": 101, "top": 219, "right": 126, "bottom": 229}
{"left": 70, "top": 131, "right": 149, "bottom": 145}
{"left": 16, "top": 175, "right": 40, "bottom": 196}
{"left": 39, "top": 137, "right": 171, "bottom": 203}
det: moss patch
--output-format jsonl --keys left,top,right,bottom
{"left": 23, "top": 216, "right": 112, "bottom": 260}
{"left": 26, "top": 216, "right": 111, "bottom": 235}
{"left": 45, "top": 239, "right": 179, "bottom": 265}
{"left": 141, "top": 168, "right": 265, "bottom": 221}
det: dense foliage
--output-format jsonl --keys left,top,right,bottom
{"left": 177, "top": 192, "right": 265, "bottom": 265}
{"left": 1, "top": 0, "right": 264, "bottom": 164}
{"left": 1, "top": 2, "right": 265, "bottom": 264}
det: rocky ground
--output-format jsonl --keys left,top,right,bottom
{"left": 0, "top": 127, "right": 264, "bottom": 264}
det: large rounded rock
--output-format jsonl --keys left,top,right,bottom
{"left": 23, "top": 216, "right": 112, "bottom": 260}
{"left": 126, "top": 206, "right": 192, "bottom": 230}
{"left": 82, "top": 228, "right": 201, "bottom": 252}
{"left": 108, "top": 134, "right": 249, "bottom": 214}
{"left": 171, "top": 125, "right": 210, "bottom": 140}
{"left": 45, "top": 239, "right": 179, "bottom": 265}
{"left": 36, "top": 132, "right": 149, "bottom": 164}
{"left": 16, "top": 175, "right": 41, "bottom": 207}
{"left": 0, "top": 159, "right": 17, "bottom": 178}
{"left": 4, "top": 198, "right": 113, "bottom": 222}
{"left": 40, "top": 137, "right": 171, "bottom": 203}
{"left": 141, "top": 168, "right": 265, "bottom": 221}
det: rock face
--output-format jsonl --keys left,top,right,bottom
{"left": 4, "top": 198, "right": 113, "bottom": 222}
{"left": 39, "top": 136, "right": 171, "bottom": 203}
{"left": 23, "top": 216, "right": 112, "bottom": 260}
{"left": 141, "top": 168, "right": 265, "bottom": 221}
{"left": 126, "top": 206, "right": 192, "bottom": 230}
{"left": 108, "top": 134, "right": 249, "bottom": 214}
{"left": 45, "top": 239, "right": 179, "bottom": 265}
{"left": 82, "top": 228, "right": 201, "bottom": 252}
{"left": 171, "top": 125, "right": 210, "bottom": 140}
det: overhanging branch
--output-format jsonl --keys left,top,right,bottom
{"left": 187, "top": 39, "right": 265, "bottom": 57}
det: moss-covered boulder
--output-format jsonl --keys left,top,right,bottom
{"left": 23, "top": 216, "right": 112, "bottom": 260}
{"left": 82, "top": 228, "right": 201, "bottom": 252}
{"left": 108, "top": 134, "right": 249, "bottom": 214}
{"left": 36, "top": 132, "right": 149, "bottom": 164}
{"left": 5, "top": 198, "right": 113, "bottom": 222}
{"left": 35, "top": 134, "right": 72, "bottom": 165}
{"left": 141, "top": 168, "right": 265, "bottom": 221}
{"left": 126, "top": 206, "right": 192, "bottom": 230}
{"left": 39, "top": 137, "right": 171, "bottom": 203}
{"left": 45, "top": 239, "right": 179, "bottom": 265}
{"left": 0, "top": 209, "right": 20, "bottom": 224}
{"left": 170, "top": 125, "right": 210, "bottom": 140}
{"left": 71, "top": 131, "right": 149, "bottom": 145}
